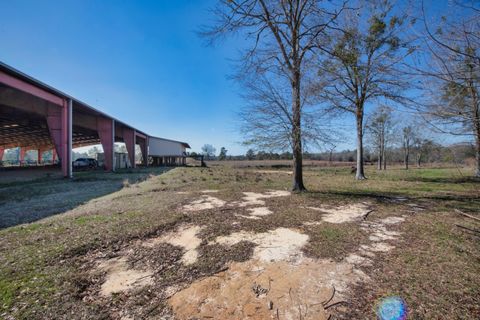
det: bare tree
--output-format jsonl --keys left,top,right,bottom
{"left": 238, "top": 74, "right": 337, "bottom": 155}
{"left": 402, "top": 125, "right": 414, "bottom": 170}
{"left": 201, "top": 144, "right": 216, "bottom": 160}
{"left": 413, "top": 137, "right": 435, "bottom": 167}
{"left": 366, "top": 105, "right": 394, "bottom": 170}
{"left": 204, "top": 0, "right": 346, "bottom": 191}
{"left": 415, "top": 1, "right": 480, "bottom": 176}
{"left": 317, "top": 0, "right": 415, "bottom": 179}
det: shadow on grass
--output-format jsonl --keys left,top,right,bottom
{"left": 402, "top": 176, "right": 480, "bottom": 184}
{"left": 0, "top": 167, "right": 172, "bottom": 229}
{"left": 304, "top": 189, "right": 480, "bottom": 204}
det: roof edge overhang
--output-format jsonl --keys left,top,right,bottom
{"left": 149, "top": 135, "right": 190, "bottom": 149}
{"left": 0, "top": 61, "right": 148, "bottom": 136}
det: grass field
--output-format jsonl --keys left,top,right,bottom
{"left": 0, "top": 163, "right": 479, "bottom": 319}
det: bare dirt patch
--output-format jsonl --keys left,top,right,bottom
{"left": 169, "top": 259, "right": 356, "bottom": 320}
{"left": 201, "top": 189, "right": 219, "bottom": 193}
{"left": 142, "top": 225, "right": 203, "bottom": 265}
{"left": 254, "top": 170, "right": 293, "bottom": 175}
{"left": 345, "top": 215, "right": 406, "bottom": 267}
{"left": 96, "top": 257, "right": 153, "bottom": 296}
{"left": 182, "top": 195, "right": 226, "bottom": 212}
{"left": 235, "top": 214, "right": 262, "bottom": 220}
{"left": 168, "top": 227, "right": 368, "bottom": 319}
{"left": 307, "top": 202, "right": 371, "bottom": 223}
{"left": 214, "top": 228, "right": 308, "bottom": 262}
{"left": 233, "top": 190, "right": 291, "bottom": 207}
{"left": 247, "top": 206, "right": 273, "bottom": 217}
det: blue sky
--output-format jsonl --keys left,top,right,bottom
{"left": 0, "top": 0, "right": 252, "bottom": 154}
{"left": 0, "top": 1, "right": 462, "bottom": 155}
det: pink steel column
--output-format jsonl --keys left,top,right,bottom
{"left": 98, "top": 118, "right": 115, "bottom": 171}
{"left": 145, "top": 136, "right": 149, "bottom": 166}
{"left": 0, "top": 69, "right": 68, "bottom": 175}
{"left": 52, "top": 148, "right": 57, "bottom": 162}
{"left": 123, "top": 127, "right": 136, "bottom": 168}
{"left": 19, "top": 147, "right": 27, "bottom": 165}
{"left": 0, "top": 148, "right": 4, "bottom": 161}
{"left": 67, "top": 99, "right": 73, "bottom": 177}
{"left": 37, "top": 148, "right": 43, "bottom": 163}
{"left": 137, "top": 137, "right": 148, "bottom": 166}
{"left": 37, "top": 146, "right": 48, "bottom": 164}
{"left": 46, "top": 99, "right": 72, "bottom": 177}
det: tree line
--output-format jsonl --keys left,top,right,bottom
{"left": 202, "top": 0, "right": 479, "bottom": 191}
{"left": 193, "top": 141, "right": 475, "bottom": 168}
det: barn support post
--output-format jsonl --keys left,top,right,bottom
{"left": 19, "top": 147, "right": 26, "bottom": 165}
{"left": 67, "top": 99, "right": 72, "bottom": 178}
{"left": 123, "top": 127, "right": 136, "bottom": 168}
{"left": 144, "top": 136, "right": 149, "bottom": 166}
{"left": 137, "top": 136, "right": 148, "bottom": 166}
{"left": 46, "top": 100, "right": 71, "bottom": 177}
{"left": 37, "top": 147, "right": 45, "bottom": 164}
{"left": 98, "top": 117, "right": 115, "bottom": 172}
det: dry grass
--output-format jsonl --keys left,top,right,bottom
{"left": 0, "top": 164, "right": 478, "bottom": 319}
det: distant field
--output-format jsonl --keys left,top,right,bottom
{"left": 205, "top": 159, "right": 356, "bottom": 168}
{"left": 202, "top": 158, "right": 468, "bottom": 170}
{"left": 0, "top": 163, "right": 478, "bottom": 319}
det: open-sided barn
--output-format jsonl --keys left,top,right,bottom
{"left": 0, "top": 62, "right": 189, "bottom": 177}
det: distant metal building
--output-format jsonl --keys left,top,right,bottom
{"left": 148, "top": 137, "right": 190, "bottom": 166}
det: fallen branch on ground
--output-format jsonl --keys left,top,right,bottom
{"left": 455, "top": 209, "right": 480, "bottom": 223}
{"left": 455, "top": 224, "right": 480, "bottom": 236}
{"left": 322, "top": 286, "right": 336, "bottom": 307}
{"left": 324, "top": 300, "right": 348, "bottom": 310}
{"left": 363, "top": 210, "right": 375, "bottom": 220}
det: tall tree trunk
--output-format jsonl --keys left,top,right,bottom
{"left": 377, "top": 135, "right": 382, "bottom": 170}
{"left": 382, "top": 144, "right": 387, "bottom": 170}
{"left": 383, "top": 147, "right": 387, "bottom": 170}
{"left": 377, "top": 149, "right": 382, "bottom": 170}
{"left": 381, "top": 131, "right": 386, "bottom": 170}
{"left": 467, "top": 78, "right": 480, "bottom": 177}
{"left": 416, "top": 153, "right": 421, "bottom": 168}
{"left": 291, "top": 69, "right": 306, "bottom": 191}
{"left": 355, "top": 108, "right": 366, "bottom": 180}
{"left": 474, "top": 116, "right": 480, "bottom": 177}
{"left": 475, "top": 133, "right": 480, "bottom": 177}
{"left": 404, "top": 142, "right": 409, "bottom": 170}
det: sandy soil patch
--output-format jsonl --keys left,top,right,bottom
{"left": 363, "top": 242, "right": 396, "bottom": 252}
{"left": 142, "top": 225, "right": 203, "bottom": 265}
{"left": 347, "top": 215, "right": 406, "bottom": 265}
{"left": 97, "top": 257, "right": 153, "bottom": 296}
{"left": 214, "top": 228, "right": 308, "bottom": 262}
{"left": 307, "top": 202, "right": 371, "bottom": 224}
{"left": 345, "top": 253, "right": 372, "bottom": 266}
{"left": 201, "top": 189, "right": 219, "bottom": 193}
{"left": 254, "top": 170, "right": 293, "bottom": 175}
{"left": 182, "top": 195, "right": 226, "bottom": 212}
{"left": 233, "top": 190, "right": 291, "bottom": 207}
{"left": 235, "top": 214, "right": 262, "bottom": 220}
{"left": 247, "top": 207, "right": 273, "bottom": 217}
{"left": 169, "top": 258, "right": 365, "bottom": 320}
{"left": 303, "top": 221, "right": 323, "bottom": 226}
{"left": 381, "top": 216, "right": 406, "bottom": 224}
{"left": 170, "top": 227, "right": 368, "bottom": 320}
